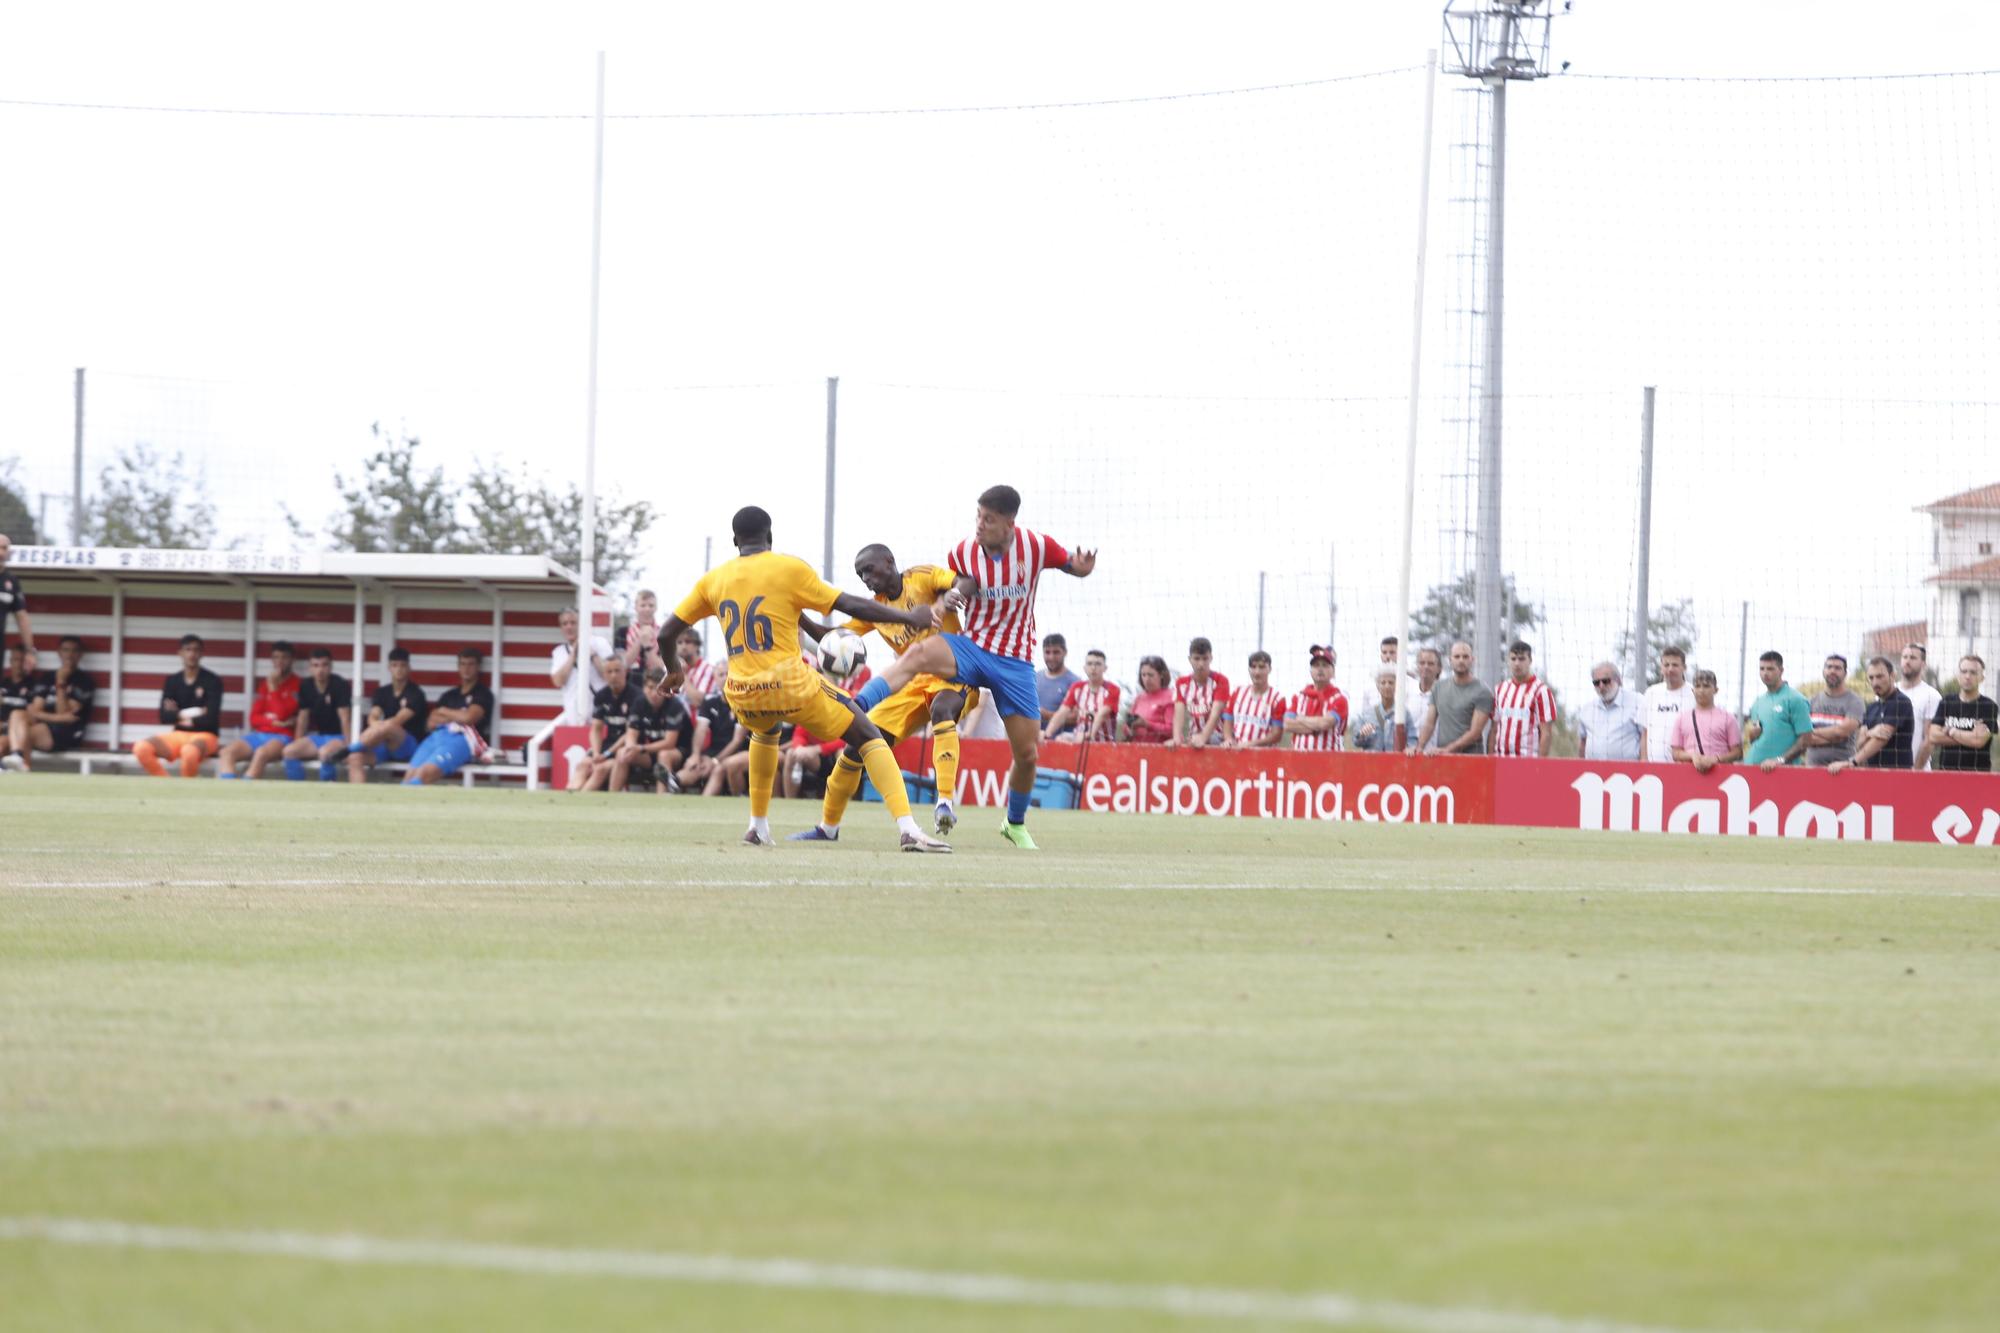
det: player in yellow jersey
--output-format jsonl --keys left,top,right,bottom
{"left": 652, "top": 506, "right": 952, "bottom": 852}
{"left": 789, "top": 543, "right": 974, "bottom": 843}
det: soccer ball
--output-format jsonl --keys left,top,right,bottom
{"left": 820, "top": 630, "right": 866, "bottom": 678}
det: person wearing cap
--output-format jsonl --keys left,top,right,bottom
{"left": 1283, "top": 645, "right": 1348, "bottom": 752}
{"left": 1575, "top": 660, "right": 1644, "bottom": 762}
{"left": 347, "top": 646, "right": 429, "bottom": 782}
{"left": 1415, "top": 640, "right": 1494, "bottom": 756}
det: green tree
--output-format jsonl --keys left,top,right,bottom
{"left": 1409, "top": 571, "right": 1538, "bottom": 653}
{"left": 84, "top": 443, "right": 217, "bottom": 549}
{"left": 1614, "top": 598, "right": 1700, "bottom": 686}
{"left": 463, "top": 462, "right": 655, "bottom": 589}
{"left": 305, "top": 425, "right": 465, "bottom": 554}
{"left": 0, "top": 458, "right": 41, "bottom": 543}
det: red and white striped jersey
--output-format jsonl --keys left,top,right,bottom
{"left": 948, "top": 527, "right": 1070, "bottom": 662}
{"left": 683, "top": 658, "right": 718, "bottom": 696}
{"left": 1172, "top": 672, "right": 1232, "bottom": 739}
{"left": 1491, "top": 675, "right": 1556, "bottom": 757}
{"left": 1286, "top": 683, "right": 1348, "bottom": 752}
{"left": 1225, "top": 685, "right": 1287, "bottom": 743}
{"left": 1061, "top": 678, "right": 1122, "bottom": 735}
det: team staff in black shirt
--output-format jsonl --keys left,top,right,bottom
{"left": 405, "top": 648, "right": 496, "bottom": 786}
{"left": 1930, "top": 654, "right": 1998, "bottom": 773}
{"left": 1, "top": 635, "right": 97, "bottom": 772}
{"left": 134, "top": 634, "right": 226, "bottom": 777}
{"left": 281, "top": 647, "right": 353, "bottom": 782}
{"left": 0, "top": 644, "right": 36, "bottom": 768}
{"left": 611, "top": 665, "right": 694, "bottom": 793}
{"left": 0, "top": 533, "right": 36, "bottom": 661}
{"left": 569, "top": 654, "right": 645, "bottom": 793}
{"left": 347, "top": 646, "right": 429, "bottom": 783}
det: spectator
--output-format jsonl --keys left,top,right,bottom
{"left": 1121, "top": 656, "right": 1175, "bottom": 744}
{"left": 1225, "top": 650, "right": 1287, "bottom": 748}
{"left": 1576, "top": 661, "right": 1643, "bottom": 761}
{"left": 570, "top": 653, "right": 644, "bottom": 793}
{"left": 1898, "top": 643, "right": 1943, "bottom": 770}
{"left": 1170, "top": 636, "right": 1231, "bottom": 748}
{"left": 1409, "top": 646, "right": 1442, "bottom": 746}
{"left": 0, "top": 533, "right": 35, "bottom": 659}
{"left": 1416, "top": 640, "right": 1493, "bottom": 756}
{"left": 612, "top": 665, "right": 693, "bottom": 793}
{"left": 621, "top": 588, "right": 666, "bottom": 674}
{"left": 1045, "top": 648, "right": 1120, "bottom": 741}
{"left": 680, "top": 665, "right": 742, "bottom": 794}
{"left": 2, "top": 634, "right": 95, "bottom": 771}
{"left": 1351, "top": 666, "right": 1412, "bottom": 754}
{"left": 1828, "top": 657, "right": 1915, "bottom": 772}
{"left": 550, "top": 606, "right": 614, "bottom": 725}
{"left": 1930, "top": 655, "right": 1997, "bottom": 773}
{"left": 957, "top": 686, "right": 1008, "bottom": 740}
{"left": 1284, "top": 645, "right": 1347, "bottom": 752}
{"left": 134, "top": 634, "right": 225, "bottom": 778}
{"left": 1037, "top": 633, "right": 1080, "bottom": 725}
{"left": 1743, "top": 650, "right": 1814, "bottom": 771}
{"left": 675, "top": 626, "right": 718, "bottom": 706}
{"left": 784, "top": 726, "right": 847, "bottom": 800}
{"left": 1490, "top": 640, "right": 1556, "bottom": 758}
{"left": 0, "top": 643, "right": 34, "bottom": 768}
{"left": 347, "top": 646, "right": 428, "bottom": 783}
{"left": 1669, "top": 669, "right": 1743, "bottom": 772}
{"left": 405, "top": 648, "right": 494, "bottom": 786}
{"left": 1639, "top": 646, "right": 1693, "bottom": 764}
{"left": 1379, "top": 636, "right": 1422, "bottom": 709}
{"left": 216, "top": 641, "right": 299, "bottom": 780}
{"left": 281, "top": 647, "right": 352, "bottom": 781}
{"left": 1803, "top": 654, "right": 1866, "bottom": 769}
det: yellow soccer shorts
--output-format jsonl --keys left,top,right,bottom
{"left": 869, "top": 673, "right": 972, "bottom": 743}
{"left": 725, "top": 668, "right": 858, "bottom": 741}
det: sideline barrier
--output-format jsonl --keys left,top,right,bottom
{"left": 891, "top": 740, "right": 2000, "bottom": 846}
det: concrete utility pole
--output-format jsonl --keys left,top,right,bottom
{"left": 72, "top": 368, "right": 85, "bottom": 543}
{"left": 1442, "top": 1, "right": 1562, "bottom": 685}
{"left": 822, "top": 376, "right": 839, "bottom": 580}
{"left": 1631, "top": 386, "right": 1657, "bottom": 684}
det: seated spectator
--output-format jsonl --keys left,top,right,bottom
{"left": 405, "top": 648, "right": 494, "bottom": 785}
{"left": 1575, "top": 661, "right": 1643, "bottom": 762}
{"left": 1044, "top": 648, "right": 1120, "bottom": 741}
{"left": 611, "top": 665, "right": 692, "bottom": 792}
{"left": 1828, "top": 656, "right": 1915, "bottom": 773}
{"left": 3, "top": 634, "right": 96, "bottom": 771}
{"left": 1120, "top": 656, "right": 1175, "bottom": 743}
{"left": 134, "top": 634, "right": 226, "bottom": 778}
{"left": 784, "top": 726, "right": 847, "bottom": 800}
{"left": 1038, "top": 633, "right": 1080, "bottom": 725}
{"left": 571, "top": 653, "right": 645, "bottom": 793}
{"left": 679, "top": 665, "right": 741, "bottom": 794}
{"left": 0, "top": 644, "right": 35, "bottom": 768}
{"left": 1669, "top": 669, "right": 1743, "bottom": 772}
{"left": 1930, "top": 655, "right": 1996, "bottom": 772}
{"left": 347, "top": 646, "right": 428, "bottom": 783}
{"left": 550, "top": 606, "right": 613, "bottom": 725}
{"left": 1225, "top": 650, "right": 1287, "bottom": 748}
{"left": 1351, "top": 666, "right": 1412, "bottom": 754}
{"left": 217, "top": 641, "right": 300, "bottom": 780}
{"left": 1284, "top": 645, "right": 1347, "bottom": 752}
{"left": 281, "top": 647, "right": 353, "bottom": 781}
{"left": 957, "top": 687, "right": 1009, "bottom": 740}
{"left": 1170, "top": 637, "right": 1231, "bottom": 748}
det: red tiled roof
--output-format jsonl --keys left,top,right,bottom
{"left": 1919, "top": 481, "right": 2000, "bottom": 512}
{"left": 1928, "top": 555, "right": 2000, "bottom": 584}
{"left": 1861, "top": 620, "right": 1928, "bottom": 659}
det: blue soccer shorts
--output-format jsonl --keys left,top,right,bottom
{"left": 404, "top": 729, "right": 475, "bottom": 782}
{"left": 306, "top": 731, "right": 346, "bottom": 749}
{"left": 242, "top": 730, "right": 291, "bottom": 750}
{"left": 938, "top": 633, "right": 1040, "bottom": 721}
{"left": 365, "top": 733, "right": 420, "bottom": 764}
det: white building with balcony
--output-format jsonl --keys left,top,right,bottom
{"left": 1921, "top": 481, "right": 2000, "bottom": 670}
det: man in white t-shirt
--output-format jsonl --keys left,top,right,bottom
{"left": 1898, "top": 641, "right": 1942, "bottom": 770}
{"left": 1639, "top": 645, "right": 1695, "bottom": 764}
{"left": 550, "top": 606, "right": 615, "bottom": 725}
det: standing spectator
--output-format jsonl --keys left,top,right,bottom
{"left": 405, "top": 648, "right": 494, "bottom": 786}
{"left": 1225, "top": 650, "right": 1288, "bottom": 748}
{"left": 1576, "top": 661, "right": 1643, "bottom": 761}
{"left": 1408, "top": 646, "right": 1442, "bottom": 747}
{"left": 1803, "top": 654, "right": 1866, "bottom": 769}
{"left": 1828, "top": 657, "right": 1915, "bottom": 772}
{"left": 1416, "top": 641, "right": 1493, "bottom": 756}
{"left": 3, "top": 634, "right": 95, "bottom": 771}
{"left": 0, "top": 533, "right": 36, "bottom": 659}
{"left": 1045, "top": 649, "right": 1120, "bottom": 741}
{"left": 216, "top": 641, "right": 299, "bottom": 780}
{"left": 1897, "top": 642, "right": 1943, "bottom": 770}
{"left": 1639, "top": 646, "right": 1694, "bottom": 764}
{"left": 282, "top": 647, "right": 353, "bottom": 781}
{"left": 1284, "top": 645, "right": 1347, "bottom": 752}
{"left": 675, "top": 626, "right": 718, "bottom": 706}
{"left": 1121, "top": 656, "right": 1175, "bottom": 744}
{"left": 1169, "top": 637, "right": 1231, "bottom": 748}
{"left": 1352, "top": 666, "right": 1412, "bottom": 754}
{"left": 1743, "top": 651, "right": 1814, "bottom": 771}
{"left": 133, "top": 634, "right": 225, "bottom": 777}
{"left": 570, "top": 653, "right": 644, "bottom": 793}
{"left": 620, "top": 589, "right": 666, "bottom": 674}
{"left": 1930, "top": 655, "right": 1997, "bottom": 773}
{"left": 550, "top": 606, "right": 614, "bottom": 725}
{"left": 347, "top": 646, "right": 428, "bottom": 783}
{"left": 1489, "top": 640, "right": 1556, "bottom": 758}
{"left": 613, "top": 665, "right": 693, "bottom": 793}
{"left": 0, "top": 644, "right": 34, "bottom": 768}
{"left": 1037, "top": 633, "right": 1081, "bottom": 725}
{"left": 1379, "top": 636, "right": 1422, "bottom": 710}
{"left": 1669, "top": 669, "right": 1744, "bottom": 772}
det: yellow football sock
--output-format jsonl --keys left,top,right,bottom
{"left": 820, "top": 752, "right": 865, "bottom": 829}
{"left": 748, "top": 729, "right": 781, "bottom": 818}
{"left": 857, "top": 737, "right": 911, "bottom": 820}
{"left": 930, "top": 719, "right": 959, "bottom": 805}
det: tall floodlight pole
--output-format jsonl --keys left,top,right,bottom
{"left": 1395, "top": 52, "right": 1439, "bottom": 730}
{"left": 822, "top": 376, "right": 839, "bottom": 580}
{"left": 1442, "top": 1, "right": 1560, "bottom": 685}
{"left": 578, "top": 52, "right": 606, "bottom": 722}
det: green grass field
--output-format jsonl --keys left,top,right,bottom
{"left": 4, "top": 775, "right": 1998, "bottom": 1332}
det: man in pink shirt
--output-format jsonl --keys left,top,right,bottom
{"left": 1668, "top": 668, "right": 1744, "bottom": 772}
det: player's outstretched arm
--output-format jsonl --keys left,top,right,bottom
{"left": 1063, "top": 548, "right": 1097, "bottom": 578}
{"left": 832, "top": 591, "right": 927, "bottom": 631}
{"left": 654, "top": 613, "right": 694, "bottom": 689}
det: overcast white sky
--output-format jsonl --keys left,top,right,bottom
{"left": 3, "top": 1, "right": 1997, "bottom": 703}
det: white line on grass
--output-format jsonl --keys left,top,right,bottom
{"left": 0, "top": 1216, "right": 1742, "bottom": 1333}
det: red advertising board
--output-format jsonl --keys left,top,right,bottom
{"left": 547, "top": 725, "right": 591, "bottom": 791}
{"left": 889, "top": 739, "right": 1999, "bottom": 844}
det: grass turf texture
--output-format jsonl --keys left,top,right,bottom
{"left": 3, "top": 776, "right": 1998, "bottom": 1332}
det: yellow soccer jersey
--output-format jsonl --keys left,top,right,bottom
{"left": 846, "top": 563, "right": 962, "bottom": 657}
{"left": 674, "top": 551, "right": 841, "bottom": 682}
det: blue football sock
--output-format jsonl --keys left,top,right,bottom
{"left": 320, "top": 762, "right": 337, "bottom": 782}
{"left": 283, "top": 758, "right": 306, "bottom": 781}
{"left": 853, "top": 676, "right": 892, "bottom": 712}
{"left": 1007, "top": 788, "right": 1031, "bottom": 826}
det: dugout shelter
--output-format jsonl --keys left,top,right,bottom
{"left": 8, "top": 546, "right": 612, "bottom": 781}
